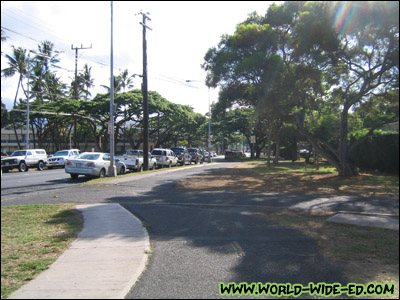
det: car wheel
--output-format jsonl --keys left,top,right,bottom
{"left": 70, "top": 174, "right": 79, "bottom": 179}
{"left": 99, "top": 169, "right": 106, "bottom": 178}
{"left": 37, "top": 161, "right": 44, "bottom": 171}
{"left": 119, "top": 166, "right": 125, "bottom": 175}
{"left": 18, "top": 162, "right": 28, "bottom": 172}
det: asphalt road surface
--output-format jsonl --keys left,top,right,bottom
{"left": 2, "top": 161, "right": 395, "bottom": 298}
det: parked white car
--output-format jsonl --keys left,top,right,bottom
{"left": 48, "top": 149, "right": 80, "bottom": 169}
{"left": 65, "top": 152, "right": 126, "bottom": 179}
{"left": 150, "top": 148, "right": 178, "bottom": 168}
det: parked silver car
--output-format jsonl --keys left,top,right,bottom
{"left": 65, "top": 152, "right": 126, "bottom": 179}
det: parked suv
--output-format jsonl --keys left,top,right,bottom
{"left": 170, "top": 147, "right": 192, "bottom": 166}
{"left": 187, "top": 148, "right": 204, "bottom": 164}
{"left": 150, "top": 148, "right": 178, "bottom": 168}
{"left": 1, "top": 149, "right": 48, "bottom": 172}
{"left": 48, "top": 149, "right": 80, "bottom": 169}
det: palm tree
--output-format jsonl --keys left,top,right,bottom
{"left": 1, "top": 46, "right": 28, "bottom": 148}
{"left": 118, "top": 69, "right": 135, "bottom": 92}
{"left": 1, "top": 46, "right": 28, "bottom": 107}
{"left": 35, "top": 40, "right": 60, "bottom": 73}
{"left": 69, "top": 64, "right": 94, "bottom": 100}
{"left": 80, "top": 64, "right": 94, "bottom": 100}
{"left": 1, "top": 29, "right": 6, "bottom": 43}
{"left": 101, "top": 76, "right": 123, "bottom": 93}
{"left": 31, "top": 41, "right": 61, "bottom": 103}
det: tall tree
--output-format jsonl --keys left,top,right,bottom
{"left": 203, "top": 1, "right": 399, "bottom": 177}
{"left": 117, "top": 69, "right": 135, "bottom": 92}
{"left": 286, "top": 1, "right": 399, "bottom": 176}
{"left": 80, "top": 64, "right": 94, "bottom": 100}
{"left": 1, "top": 46, "right": 28, "bottom": 108}
{"left": 1, "top": 46, "right": 28, "bottom": 148}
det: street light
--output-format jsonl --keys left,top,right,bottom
{"left": 185, "top": 80, "right": 212, "bottom": 156}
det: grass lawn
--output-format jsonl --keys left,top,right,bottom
{"left": 1, "top": 204, "right": 83, "bottom": 299}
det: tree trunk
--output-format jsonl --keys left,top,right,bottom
{"left": 338, "top": 105, "right": 357, "bottom": 177}
{"left": 266, "top": 129, "right": 272, "bottom": 168}
{"left": 273, "top": 140, "right": 280, "bottom": 165}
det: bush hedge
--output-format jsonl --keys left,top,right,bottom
{"left": 350, "top": 133, "right": 399, "bottom": 174}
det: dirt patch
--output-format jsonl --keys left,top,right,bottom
{"left": 175, "top": 161, "right": 399, "bottom": 198}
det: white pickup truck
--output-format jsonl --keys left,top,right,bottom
{"left": 115, "top": 149, "right": 157, "bottom": 172}
{"left": 1, "top": 149, "right": 48, "bottom": 172}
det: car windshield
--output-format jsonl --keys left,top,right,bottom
{"left": 11, "top": 151, "right": 26, "bottom": 156}
{"left": 171, "top": 148, "right": 183, "bottom": 154}
{"left": 188, "top": 149, "right": 197, "bottom": 153}
{"left": 77, "top": 153, "right": 100, "bottom": 160}
{"left": 54, "top": 151, "right": 69, "bottom": 156}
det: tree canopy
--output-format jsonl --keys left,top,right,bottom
{"left": 203, "top": 1, "right": 399, "bottom": 176}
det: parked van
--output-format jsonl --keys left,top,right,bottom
{"left": 150, "top": 148, "right": 178, "bottom": 168}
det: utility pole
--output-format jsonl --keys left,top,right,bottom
{"left": 139, "top": 11, "right": 151, "bottom": 170}
{"left": 71, "top": 43, "right": 92, "bottom": 148}
{"left": 109, "top": 1, "right": 117, "bottom": 177}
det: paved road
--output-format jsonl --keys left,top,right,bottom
{"left": 1, "top": 168, "right": 85, "bottom": 200}
{"left": 2, "top": 161, "right": 398, "bottom": 298}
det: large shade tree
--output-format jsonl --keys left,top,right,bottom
{"left": 203, "top": 1, "right": 399, "bottom": 177}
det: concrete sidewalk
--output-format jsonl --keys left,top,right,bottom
{"left": 327, "top": 212, "right": 399, "bottom": 230}
{"left": 8, "top": 203, "right": 150, "bottom": 299}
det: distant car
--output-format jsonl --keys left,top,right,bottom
{"left": 48, "top": 149, "right": 80, "bottom": 169}
{"left": 150, "top": 148, "right": 178, "bottom": 168}
{"left": 65, "top": 152, "right": 126, "bottom": 179}
{"left": 187, "top": 148, "right": 204, "bottom": 164}
{"left": 299, "top": 149, "right": 313, "bottom": 159}
{"left": 170, "top": 147, "right": 192, "bottom": 166}
{"left": 203, "top": 151, "right": 212, "bottom": 162}
{"left": 225, "top": 150, "right": 245, "bottom": 160}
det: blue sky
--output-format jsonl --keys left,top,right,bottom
{"left": 1, "top": 1, "right": 279, "bottom": 115}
